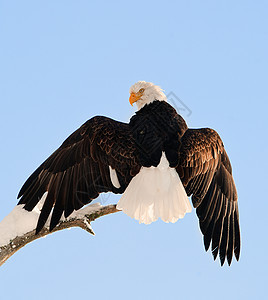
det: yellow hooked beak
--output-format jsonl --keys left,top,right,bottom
{"left": 129, "top": 91, "right": 143, "bottom": 106}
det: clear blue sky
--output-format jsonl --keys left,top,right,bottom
{"left": 0, "top": 1, "right": 267, "bottom": 299}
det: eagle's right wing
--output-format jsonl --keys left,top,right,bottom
{"left": 177, "top": 128, "right": 240, "bottom": 266}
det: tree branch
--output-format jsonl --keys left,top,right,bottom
{"left": 0, "top": 203, "right": 119, "bottom": 267}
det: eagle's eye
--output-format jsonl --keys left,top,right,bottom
{"left": 139, "top": 88, "right": 145, "bottom": 93}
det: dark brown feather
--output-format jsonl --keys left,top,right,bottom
{"left": 178, "top": 128, "right": 240, "bottom": 265}
{"left": 18, "top": 116, "right": 141, "bottom": 233}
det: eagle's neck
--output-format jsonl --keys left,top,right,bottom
{"left": 136, "top": 99, "right": 165, "bottom": 112}
{"left": 136, "top": 94, "right": 167, "bottom": 110}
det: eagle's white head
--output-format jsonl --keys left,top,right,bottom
{"left": 129, "top": 81, "right": 167, "bottom": 110}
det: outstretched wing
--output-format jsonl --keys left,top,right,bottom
{"left": 177, "top": 128, "right": 240, "bottom": 266}
{"left": 18, "top": 116, "right": 141, "bottom": 233}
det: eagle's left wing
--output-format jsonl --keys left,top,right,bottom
{"left": 18, "top": 116, "right": 141, "bottom": 233}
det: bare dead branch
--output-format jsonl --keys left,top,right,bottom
{"left": 0, "top": 204, "right": 119, "bottom": 267}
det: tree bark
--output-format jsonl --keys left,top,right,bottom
{"left": 0, "top": 204, "right": 119, "bottom": 267}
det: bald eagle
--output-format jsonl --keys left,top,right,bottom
{"left": 18, "top": 81, "right": 240, "bottom": 266}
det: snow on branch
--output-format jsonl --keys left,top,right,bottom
{"left": 0, "top": 202, "right": 119, "bottom": 267}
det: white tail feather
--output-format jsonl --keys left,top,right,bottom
{"left": 117, "top": 153, "right": 192, "bottom": 224}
